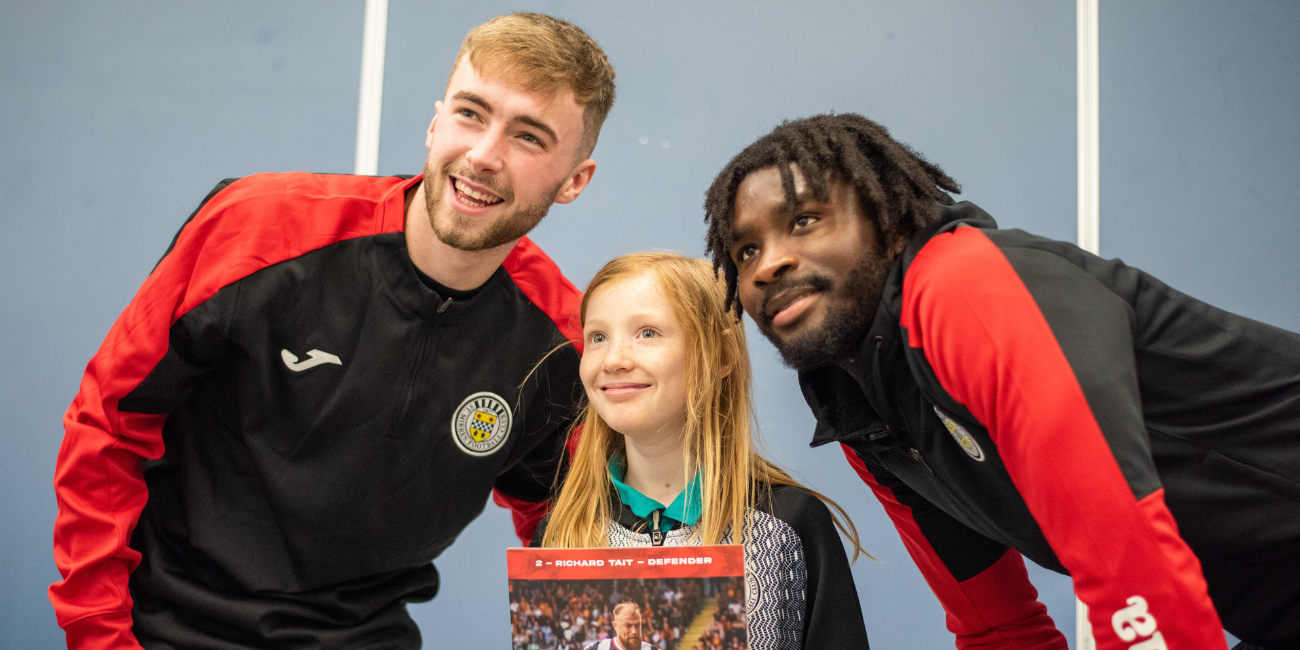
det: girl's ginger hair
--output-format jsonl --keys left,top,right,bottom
{"left": 542, "top": 251, "right": 865, "bottom": 560}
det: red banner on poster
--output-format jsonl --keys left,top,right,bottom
{"left": 508, "top": 545, "right": 744, "bottom": 581}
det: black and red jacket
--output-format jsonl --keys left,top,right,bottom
{"left": 50, "top": 173, "right": 585, "bottom": 649}
{"left": 802, "top": 201, "right": 1300, "bottom": 650}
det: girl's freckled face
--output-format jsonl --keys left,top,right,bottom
{"left": 580, "top": 271, "right": 689, "bottom": 440}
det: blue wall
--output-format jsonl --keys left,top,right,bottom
{"left": 2, "top": 2, "right": 364, "bottom": 649}
{"left": 1102, "top": 1, "right": 1300, "bottom": 332}
{"left": 1, "top": 2, "right": 1294, "bottom": 649}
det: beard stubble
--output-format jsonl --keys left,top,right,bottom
{"left": 422, "top": 160, "right": 562, "bottom": 252}
{"left": 756, "top": 250, "right": 891, "bottom": 373}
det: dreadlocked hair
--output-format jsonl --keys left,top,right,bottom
{"left": 703, "top": 113, "right": 961, "bottom": 314}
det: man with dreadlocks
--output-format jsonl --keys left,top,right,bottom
{"left": 704, "top": 113, "right": 1300, "bottom": 650}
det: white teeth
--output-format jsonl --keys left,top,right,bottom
{"left": 454, "top": 179, "right": 501, "bottom": 204}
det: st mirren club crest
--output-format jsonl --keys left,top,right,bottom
{"left": 934, "top": 406, "right": 986, "bottom": 462}
{"left": 451, "top": 392, "right": 513, "bottom": 457}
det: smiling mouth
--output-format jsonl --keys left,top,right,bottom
{"left": 763, "top": 287, "right": 819, "bottom": 327}
{"left": 760, "top": 275, "right": 833, "bottom": 329}
{"left": 601, "top": 382, "right": 650, "bottom": 396}
{"left": 451, "top": 176, "right": 504, "bottom": 208}
{"left": 773, "top": 293, "right": 819, "bottom": 327}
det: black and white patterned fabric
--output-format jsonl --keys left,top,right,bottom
{"left": 606, "top": 509, "right": 807, "bottom": 650}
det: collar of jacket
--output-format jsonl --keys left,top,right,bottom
{"left": 374, "top": 234, "right": 510, "bottom": 323}
{"left": 800, "top": 200, "right": 998, "bottom": 451}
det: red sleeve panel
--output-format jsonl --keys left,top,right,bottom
{"left": 841, "top": 445, "right": 1066, "bottom": 650}
{"left": 51, "top": 173, "right": 413, "bottom": 649}
{"left": 900, "top": 227, "right": 1225, "bottom": 650}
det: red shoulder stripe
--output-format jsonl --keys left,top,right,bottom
{"left": 170, "top": 173, "right": 412, "bottom": 316}
{"left": 502, "top": 237, "right": 583, "bottom": 355}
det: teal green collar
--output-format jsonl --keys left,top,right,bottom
{"left": 608, "top": 454, "right": 703, "bottom": 526}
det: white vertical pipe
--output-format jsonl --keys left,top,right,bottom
{"left": 1076, "top": 0, "right": 1099, "bottom": 646}
{"left": 353, "top": 0, "right": 389, "bottom": 176}
{"left": 1077, "top": 0, "right": 1100, "bottom": 257}
{"left": 1077, "top": 599, "right": 1096, "bottom": 650}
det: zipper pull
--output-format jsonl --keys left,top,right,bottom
{"left": 437, "top": 296, "right": 452, "bottom": 313}
{"left": 909, "top": 447, "right": 935, "bottom": 475}
{"left": 650, "top": 510, "right": 665, "bottom": 546}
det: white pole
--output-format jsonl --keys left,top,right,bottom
{"left": 1077, "top": 0, "right": 1100, "bottom": 257}
{"left": 1076, "top": 0, "right": 1099, "bottom": 645}
{"left": 1077, "top": 599, "right": 1096, "bottom": 650}
{"left": 353, "top": 0, "right": 389, "bottom": 176}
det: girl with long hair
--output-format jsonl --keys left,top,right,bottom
{"left": 537, "top": 252, "right": 871, "bottom": 649}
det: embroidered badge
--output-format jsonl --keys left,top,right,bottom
{"left": 451, "top": 392, "right": 512, "bottom": 456}
{"left": 934, "top": 407, "right": 985, "bottom": 462}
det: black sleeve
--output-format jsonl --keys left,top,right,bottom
{"left": 493, "top": 343, "right": 583, "bottom": 504}
{"left": 492, "top": 343, "right": 583, "bottom": 544}
{"left": 841, "top": 443, "right": 1062, "bottom": 647}
{"left": 851, "top": 450, "right": 1011, "bottom": 582}
{"left": 769, "top": 486, "right": 871, "bottom": 649}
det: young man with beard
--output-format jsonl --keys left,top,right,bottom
{"left": 587, "top": 603, "right": 653, "bottom": 650}
{"left": 703, "top": 114, "right": 1300, "bottom": 650}
{"left": 50, "top": 13, "right": 613, "bottom": 650}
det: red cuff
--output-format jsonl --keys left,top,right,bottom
{"left": 492, "top": 489, "right": 549, "bottom": 545}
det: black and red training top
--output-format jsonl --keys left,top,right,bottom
{"left": 51, "top": 173, "right": 585, "bottom": 650}
{"left": 802, "top": 201, "right": 1300, "bottom": 650}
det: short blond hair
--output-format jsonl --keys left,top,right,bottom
{"left": 613, "top": 602, "right": 641, "bottom": 621}
{"left": 453, "top": 13, "right": 616, "bottom": 161}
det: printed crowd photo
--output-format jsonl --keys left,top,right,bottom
{"left": 508, "top": 577, "right": 747, "bottom": 650}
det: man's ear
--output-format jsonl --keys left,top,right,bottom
{"left": 719, "top": 328, "right": 737, "bottom": 378}
{"left": 889, "top": 233, "right": 910, "bottom": 258}
{"left": 553, "top": 159, "right": 597, "bottom": 205}
{"left": 424, "top": 101, "right": 443, "bottom": 150}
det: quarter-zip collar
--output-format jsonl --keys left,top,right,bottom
{"left": 372, "top": 234, "right": 509, "bottom": 322}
